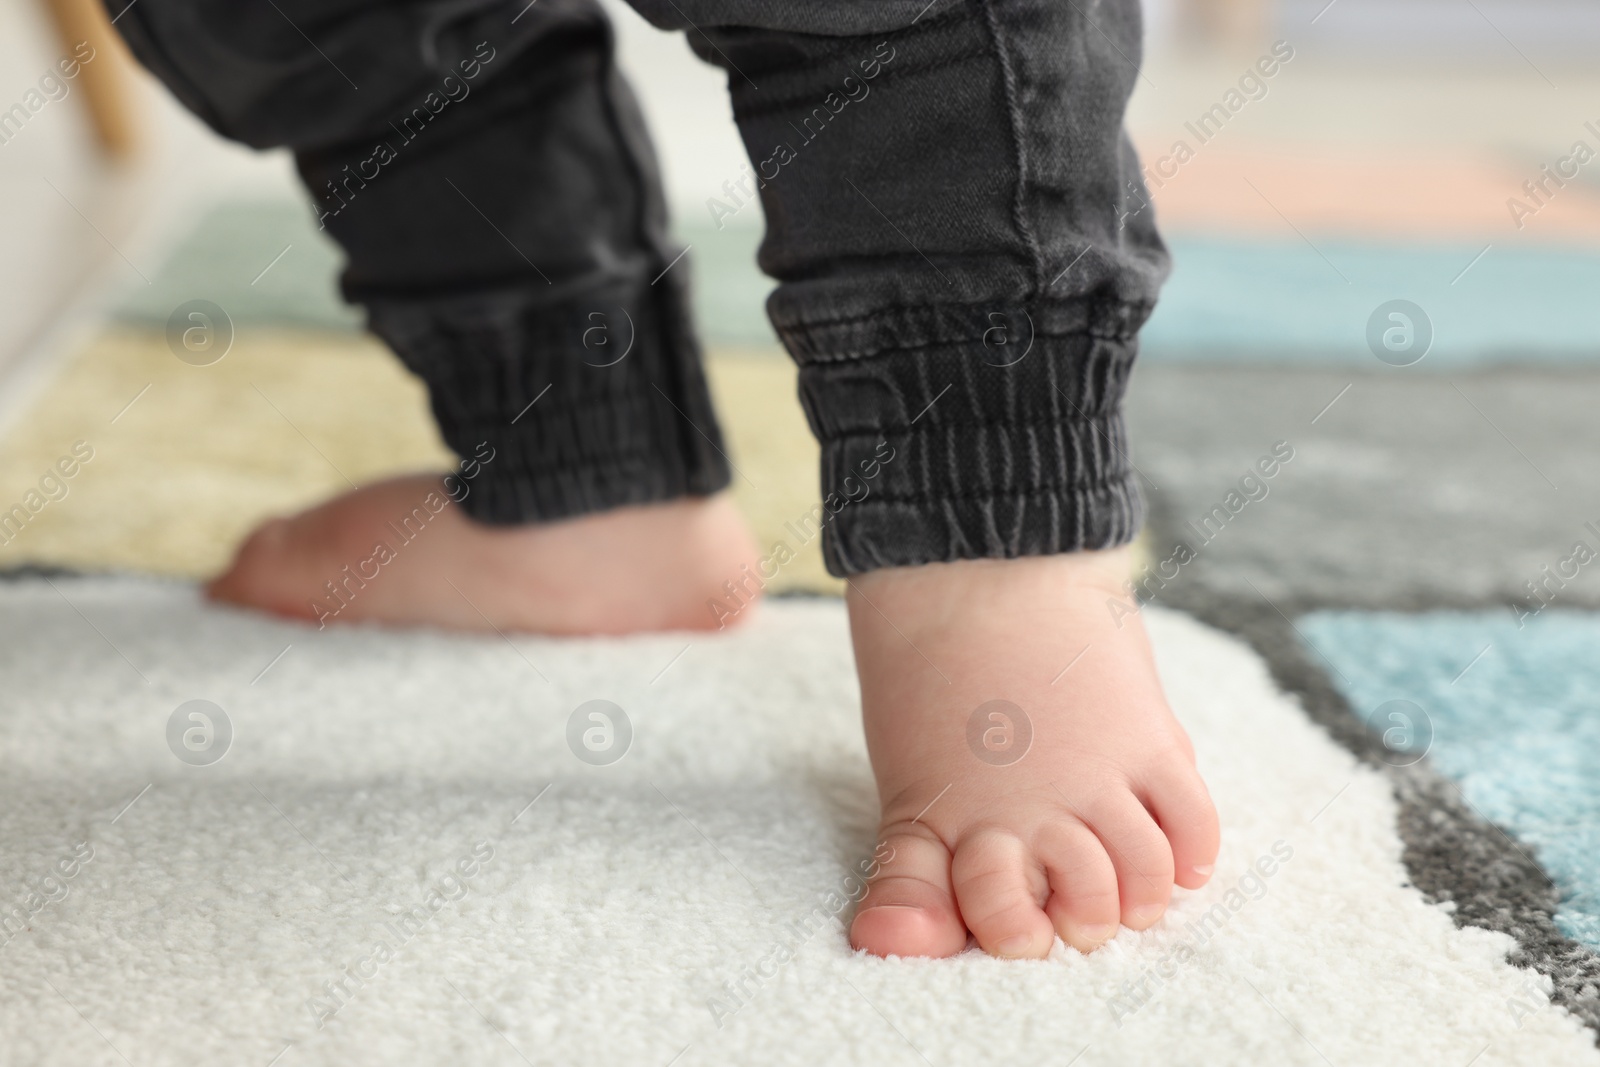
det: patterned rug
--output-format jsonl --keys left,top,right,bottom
{"left": 1126, "top": 362, "right": 1600, "bottom": 1037}
{"left": 4, "top": 189, "right": 1600, "bottom": 1054}
{"left": 5, "top": 585, "right": 1594, "bottom": 1065}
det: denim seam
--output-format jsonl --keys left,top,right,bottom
{"left": 843, "top": 476, "right": 1135, "bottom": 506}
{"left": 976, "top": 0, "right": 1047, "bottom": 293}
{"left": 820, "top": 412, "right": 1123, "bottom": 437}
{"left": 789, "top": 332, "right": 1138, "bottom": 365}
{"left": 773, "top": 296, "right": 1155, "bottom": 332}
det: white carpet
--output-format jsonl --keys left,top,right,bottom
{"left": 0, "top": 578, "right": 1594, "bottom": 1066}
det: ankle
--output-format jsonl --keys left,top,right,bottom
{"left": 848, "top": 548, "right": 1136, "bottom": 616}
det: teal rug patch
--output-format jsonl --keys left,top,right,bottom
{"left": 115, "top": 197, "right": 1600, "bottom": 364}
{"left": 1300, "top": 609, "right": 1600, "bottom": 950}
{"left": 675, "top": 230, "right": 1600, "bottom": 363}
{"left": 1142, "top": 236, "right": 1600, "bottom": 365}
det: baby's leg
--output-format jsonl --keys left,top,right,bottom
{"left": 116, "top": 0, "right": 1220, "bottom": 954}
{"left": 658, "top": 0, "right": 1219, "bottom": 954}
{"left": 111, "top": 0, "right": 759, "bottom": 633}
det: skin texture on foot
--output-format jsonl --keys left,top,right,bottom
{"left": 845, "top": 548, "right": 1220, "bottom": 959}
{"left": 206, "top": 475, "right": 763, "bottom": 635}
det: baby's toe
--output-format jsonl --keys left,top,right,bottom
{"left": 850, "top": 824, "right": 967, "bottom": 958}
{"left": 1087, "top": 793, "right": 1175, "bottom": 930}
{"left": 1144, "top": 766, "right": 1221, "bottom": 890}
{"left": 1037, "top": 820, "right": 1121, "bottom": 952}
{"left": 950, "top": 827, "right": 1054, "bottom": 959}
{"left": 205, "top": 518, "right": 308, "bottom": 617}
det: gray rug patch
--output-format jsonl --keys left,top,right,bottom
{"left": 1126, "top": 363, "right": 1600, "bottom": 612}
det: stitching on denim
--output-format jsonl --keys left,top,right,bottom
{"left": 774, "top": 296, "right": 1155, "bottom": 332}
{"left": 839, "top": 474, "right": 1139, "bottom": 507}
{"left": 976, "top": 0, "right": 1047, "bottom": 294}
{"left": 820, "top": 411, "right": 1124, "bottom": 437}
{"left": 790, "top": 331, "right": 1138, "bottom": 365}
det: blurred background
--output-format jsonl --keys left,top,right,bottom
{"left": 4, "top": 0, "right": 1600, "bottom": 1000}
{"left": 2, "top": 0, "right": 1600, "bottom": 605}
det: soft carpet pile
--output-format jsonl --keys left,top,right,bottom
{"left": 0, "top": 579, "right": 1593, "bottom": 1065}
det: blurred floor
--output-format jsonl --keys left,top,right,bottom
{"left": 0, "top": 324, "right": 835, "bottom": 592}
{"left": 1129, "top": 363, "right": 1600, "bottom": 608}
{"left": 4, "top": 2, "right": 1600, "bottom": 596}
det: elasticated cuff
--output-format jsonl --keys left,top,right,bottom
{"left": 366, "top": 271, "right": 731, "bottom": 524}
{"left": 775, "top": 297, "right": 1148, "bottom": 577}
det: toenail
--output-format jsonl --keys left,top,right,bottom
{"left": 1131, "top": 905, "right": 1164, "bottom": 925}
{"left": 1079, "top": 923, "right": 1114, "bottom": 943}
{"left": 1191, "top": 864, "right": 1214, "bottom": 878}
{"left": 995, "top": 935, "right": 1036, "bottom": 957}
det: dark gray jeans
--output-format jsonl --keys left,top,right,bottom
{"left": 108, "top": 0, "right": 1167, "bottom": 576}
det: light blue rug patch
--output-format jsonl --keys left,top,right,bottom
{"left": 685, "top": 231, "right": 1600, "bottom": 364}
{"left": 1142, "top": 236, "right": 1600, "bottom": 365}
{"left": 1300, "top": 609, "right": 1600, "bottom": 949}
{"left": 117, "top": 196, "right": 1600, "bottom": 363}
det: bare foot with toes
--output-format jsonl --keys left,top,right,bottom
{"left": 211, "top": 477, "right": 1214, "bottom": 960}
{"left": 846, "top": 547, "right": 1220, "bottom": 959}
{"left": 207, "top": 475, "right": 762, "bottom": 635}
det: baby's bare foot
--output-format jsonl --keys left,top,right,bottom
{"left": 206, "top": 475, "right": 762, "bottom": 634}
{"left": 846, "top": 548, "right": 1219, "bottom": 959}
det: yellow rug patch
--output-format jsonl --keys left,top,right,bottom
{"left": 0, "top": 329, "right": 841, "bottom": 595}
{"left": 0, "top": 327, "right": 1150, "bottom": 593}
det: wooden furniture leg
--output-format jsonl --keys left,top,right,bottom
{"left": 39, "top": 0, "right": 140, "bottom": 159}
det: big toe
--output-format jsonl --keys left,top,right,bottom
{"left": 850, "top": 825, "right": 968, "bottom": 959}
